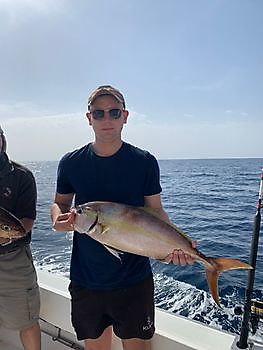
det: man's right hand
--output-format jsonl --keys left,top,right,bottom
{"left": 52, "top": 210, "right": 76, "bottom": 232}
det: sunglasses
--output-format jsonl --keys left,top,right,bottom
{"left": 91, "top": 108, "right": 122, "bottom": 120}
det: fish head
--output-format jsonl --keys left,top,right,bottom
{"left": 74, "top": 205, "right": 98, "bottom": 234}
{"left": 0, "top": 207, "right": 27, "bottom": 239}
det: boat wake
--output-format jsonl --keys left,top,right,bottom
{"left": 153, "top": 272, "right": 263, "bottom": 343}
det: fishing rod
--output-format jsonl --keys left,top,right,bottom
{"left": 236, "top": 169, "right": 263, "bottom": 349}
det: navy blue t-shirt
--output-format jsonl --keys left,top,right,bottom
{"left": 56, "top": 142, "right": 162, "bottom": 289}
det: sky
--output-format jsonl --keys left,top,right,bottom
{"left": 0, "top": 0, "right": 262, "bottom": 161}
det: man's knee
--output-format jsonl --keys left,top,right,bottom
{"left": 84, "top": 326, "right": 112, "bottom": 350}
{"left": 20, "top": 321, "right": 40, "bottom": 334}
{"left": 122, "top": 338, "right": 152, "bottom": 350}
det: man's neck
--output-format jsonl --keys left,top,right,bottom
{"left": 91, "top": 140, "right": 123, "bottom": 157}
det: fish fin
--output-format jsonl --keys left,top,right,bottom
{"left": 88, "top": 223, "right": 105, "bottom": 235}
{"left": 205, "top": 257, "right": 252, "bottom": 307}
{"left": 103, "top": 244, "right": 124, "bottom": 260}
{"left": 101, "top": 225, "right": 110, "bottom": 235}
{"left": 205, "top": 268, "right": 221, "bottom": 307}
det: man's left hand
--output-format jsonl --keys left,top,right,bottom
{"left": 164, "top": 240, "right": 197, "bottom": 266}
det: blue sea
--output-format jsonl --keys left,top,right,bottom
{"left": 25, "top": 158, "right": 263, "bottom": 341}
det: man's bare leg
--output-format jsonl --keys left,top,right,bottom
{"left": 122, "top": 338, "right": 152, "bottom": 350}
{"left": 20, "top": 321, "right": 41, "bottom": 350}
{"left": 84, "top": 325, "right": 112, "bottom": 350}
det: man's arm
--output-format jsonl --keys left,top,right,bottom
{"left": 144, "top": 193, "right": 170, "bottom": 222}
{"left": 51, "top": 192, "right": 75, "bottom": 232}
{"left": 144, "top": 193, "right": 195, "bottom": 265}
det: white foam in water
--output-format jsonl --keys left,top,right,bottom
{"left": 153, "top": 272, "right": 263, "bottom": 340}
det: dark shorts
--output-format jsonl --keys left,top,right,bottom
{"left": 69, "top": 274, "right": 155, "bottom": 341}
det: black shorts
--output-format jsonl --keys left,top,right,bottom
{"left": 68, "top": 274, "right": 155, "bottom": 341}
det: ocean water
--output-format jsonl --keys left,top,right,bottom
{"left": 25, "top": 158, "right": 263, "bottom": 340}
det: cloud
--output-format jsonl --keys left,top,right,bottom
{"left": 224, "top": 109, "right": 249, "bottom": 119}
{"left": 0, "top": 101, "right": 50, "bottom": 119}
{"left": 0, "top": 0, "right": 68, "bottom": 23}
{"left": 0, "top": 0, "right": 66, "bottom": 12}
{"left": 2, "top": 107, "right": 262, "bottom": 161}
{"left": 3, "top": 112, "right": 90, "bottom": 161}
{"left": 128, "top": 111, "right": 152, "bottom": 124}
{"left": 124, "top": 119, "right": 262, "bottom": 160}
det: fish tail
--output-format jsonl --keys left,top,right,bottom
{"left": 205, "top": 257, "right": 252, "bottom": 306}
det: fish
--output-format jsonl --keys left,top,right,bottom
{"left": 73, "top": 201, "right": 253, "bottom": 306}
{"left": 0, "top": 206, "right": 26, "bottom": 242}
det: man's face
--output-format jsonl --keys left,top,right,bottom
{"left": 86, "top": 95, "right": 129, "bottom": 142}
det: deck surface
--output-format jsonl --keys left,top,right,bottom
{"left": 0, "top": 340, "right": 20, "bottom": 350}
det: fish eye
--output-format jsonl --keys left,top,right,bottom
{"left": 77, "top": 208, "right": 83, "bottom": 214}
{"left": 1, "top": 225, "right": 10, "bottom": 231}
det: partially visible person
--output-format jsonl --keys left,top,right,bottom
{"left": 51, "top": 85, "right": 195, "bottom": 350}
{"left": 0, "top": 126, "right": 41, "bottom": 350}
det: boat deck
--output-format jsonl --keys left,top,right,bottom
{"left": 0, "top": 341, "right": 19, "bottom": 350}
{"left": 0, "top": 328, "right": 82, "bottom": 350}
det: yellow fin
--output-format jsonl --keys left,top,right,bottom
{"left": 101, "top": 225, "right": 110, "bottom": 235}
{"left": 103, "top": 244, "right": 124, "bottom": 261}
{"left": 205, "top": 257, "right": 253, "bottom": 306}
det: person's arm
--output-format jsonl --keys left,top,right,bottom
{"left": 144, "top": 193, "right": 195, "bottom": 265}
{"left": 51, "top": 192, "right": 75, "bottom": 232}
{"left": 144, "top": 193, "right": 170, "bottom": 222}
{"left": 20, "top": 218, "right": 34, "bottom": 233}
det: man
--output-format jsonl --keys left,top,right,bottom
{"left": 0, "top": 126, "right": 41, "bottom": 350}
{"left": 51, "top": 85, "right": 194, "bottom": 350}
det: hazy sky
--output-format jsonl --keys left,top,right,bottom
{"left": 0, "top": 0, "right": 262, "bottom": 161}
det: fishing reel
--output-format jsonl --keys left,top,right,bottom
{"left": 234, "top": 299, "right": 263, "bottom": 335}
{"left": 250, "top": 299, "right": 263, "bottom": 335}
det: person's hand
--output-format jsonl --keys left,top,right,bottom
{"left": 52, "top": 210, "right": 76, "bottom": 232}
{"left": 164, "top": 240, "right": 197, "bottom": 266}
